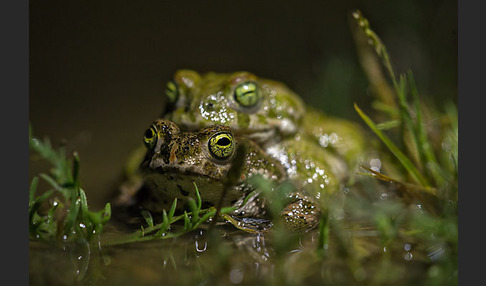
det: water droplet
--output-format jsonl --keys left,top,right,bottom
{"left": 380, "top": 193, "right": 388, "bottom": 200}
{"left": 370, "top": 158, "right": 382, "bottom": 170}
{"left": 195, "top": 230, "right": 207, "bottom": 253}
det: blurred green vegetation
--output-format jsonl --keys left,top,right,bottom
{"left": 29, "top": 6, "right": 457, "bottom": 286}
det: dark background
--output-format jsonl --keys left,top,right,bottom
{"left": 29, "top": 0, "right": 457, "bottom": 208}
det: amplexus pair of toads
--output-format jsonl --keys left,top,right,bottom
{"left": 129, "top": 70, "right": 367, "bottom": 233}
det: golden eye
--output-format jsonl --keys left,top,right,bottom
{"left": 208, "top": 132, "right": 235, "bottom": 160}
{"left": 165, "top": 80, "right": 179, "bottom": 103}
{"left": 234, "top": 81, "right": 260, "bottom": 108}
{"left": 143, "top": 126, "right": 157, "bottom": 149}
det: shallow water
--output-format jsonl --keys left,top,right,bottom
{"left": 29, "top": 207, "right": 456, "bottom": 286}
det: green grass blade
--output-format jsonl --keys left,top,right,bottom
{"left": 396, "top": 75, "right": 423, "bottom": 167}
{"left": 168, "top": 198, "right": 177, "bottom": 220}
{"left": 376, "top": 120, "right": 401, "bottom": 130}
{"left": 193, "top": 182, "right": 202, "bottom": 210}
{"left": 39, "top": 173, "right": 61, "bottom": 189}
{"left": 352, "top": 10, "right": 399, "bottom": 91}
{"left": 187, "top": 198, "right": 199, "bottom": 224}
{"left": 407, "top": 71, "right": 442, "bottom": 185}
{"left": 141, "top": 210, "right": 154, "bottom": 228}
{"left": 183, "top": 211, "right": 191, "bottom": 230}
{"left": 101, "top": 203, "right": 112, "bottom": 224}
{"left": 63, "top": 196, "right": 81, "bottom": 239}
{"left": 29, "top": 176, "right": 39, "bottom": 206}
{"left": 371, "top": 101, "right": 400, "bottom": 116}
{"left": 354, "top": 103, "right": 430, "bottom": 187}
{"left": 79, "top": 189, "right": 90, "bottom": 219}
{"left": 156, "top": 210, "right": 170, "bottom": 235}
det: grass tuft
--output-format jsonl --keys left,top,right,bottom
{"left": 29, "top": 125, "right": 111, "bottom": 243}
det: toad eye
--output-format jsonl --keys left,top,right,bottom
{"left": 208, "top": 132, "right": 235, "bottom": 160}
{"left": 234, "top": 81, "right": 260, "bottom": 108}
{"left": 165, "top": 80, "right": 179, "bottom": 103}
{"left": 143, "top": 126, "right": 157, "bottom": 149}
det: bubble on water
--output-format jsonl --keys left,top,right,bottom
{"left": 403, "top": 252, "right": 413, "bottom": 261}
{"left": 229, "top": 268, "right": 244, "bottom": 284}
{"left": 404, "top": 243, "right": 412, "bottom": 251}
{"left": 379, "top": 193, "right": 388, "bottom": 200}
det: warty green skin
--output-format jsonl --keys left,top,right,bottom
{"left": 165, "top": 70, "right": 306, "bottom": 146}
{"left": 118, "top": 70, "right": 369, "bottom": 231}
{"left": 162, "top": 70, "right": 368, "bottom": 199}
{"left": 138, "top": 119, "right": 321, "bottom": 232}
